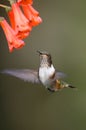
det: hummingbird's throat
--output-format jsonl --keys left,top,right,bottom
{"left": 40, "top": 55, "right": 52, "bottom": 67}
{"left": 40, "top": 58, "right": 48, "bottom": 67}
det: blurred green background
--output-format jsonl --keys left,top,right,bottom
{"left": 0, "top": 0, "right": 86, "bottom": 130}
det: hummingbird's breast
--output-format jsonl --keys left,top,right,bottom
{"left": 39, "top": 65, "right": 55, "bottom": 87}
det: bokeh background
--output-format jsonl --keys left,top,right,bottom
{"left": 0, "top": 0, "right": 86, "bottom": 130}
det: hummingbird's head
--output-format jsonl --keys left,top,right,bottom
{"left": 37, "top": 50, "right": 52, "bottom": 67}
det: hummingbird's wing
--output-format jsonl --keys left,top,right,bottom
{"left": 55, "top": 71, "right": 66, "bottom": 79}
{"left": 1, "top": 69, "right": 40, "bottom": 84}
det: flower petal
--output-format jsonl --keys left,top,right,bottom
{"left": 22, "top": 4, "right": 42, "bottom": 27}
{"left": 0, "top": 19, "right": 25, "bottom": 52}
{"left": 12, "top": 3, "right": 32, "bottom": 32}
{"left": 17, "top": 0, "right": 33, "bottom": 5}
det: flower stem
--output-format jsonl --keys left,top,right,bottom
{"left": 0, "top": 4, "right": 11, "bottom": 9}
{"left": 8, "top": 0, "right": 16, "bottom": 5}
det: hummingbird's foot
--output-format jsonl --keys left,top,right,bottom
{"left": 47, "top": 88, "right": 55, "bottom": 92}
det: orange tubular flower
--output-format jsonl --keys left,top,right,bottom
{"left": 0, "top": 18, "right": 25, "bottom": 52}
{"left": 22, "top": 4, "right": 42, "bottom": 27}
{"left": 8, "top": 9, "right": 30, "bottom": 39}
{"left": 17, "top": 0, "right": 33, "bottom": 5}
{"left": 7, "top": 9, "right": 15, "bottom": 32}
{"left": 11, "top": 3, "right": 32, "bottom": 37}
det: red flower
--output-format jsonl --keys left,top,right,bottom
{"left": 22, "top": 4, "right": 42, "bottom": 27}
{"left": 0, "top": 18, "right": 25, "bottom": 52}
{"left": 9, "top": 3, "right": 32, "bottom": 38}
{"left": 8, "top": 9, "right": 15, "bottom": 32}
{"left": 17, "top": 0, "right": 33, "bottom": 5}
{"left": 8, "top": 9, "right": 30, "bottom": 39}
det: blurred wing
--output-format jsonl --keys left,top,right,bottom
{"left": 1, "top": 69, "right": 40, "bottom": 84}
{"left": 55, "top": 71, "right": 66, "bottom": 79}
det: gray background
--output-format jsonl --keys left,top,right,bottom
{"left": 0, "top": 0, "right": 86, "bottom": 130}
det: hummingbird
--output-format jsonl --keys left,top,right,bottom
{"left": 1, "top": 51, "right": 75, "bottom": 92}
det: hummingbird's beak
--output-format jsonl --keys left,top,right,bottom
{"left": 37, "top": 50, "right": 42, "bottom": 55}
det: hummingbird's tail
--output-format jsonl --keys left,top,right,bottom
{"left": 63, "top": 82, "right": 76, "bottom": 89}
{"left": 67, "top": 85, "right": 76, "bottom": 88}
{"left": 55, "top": 80, "right": 76, "bottom": 91}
